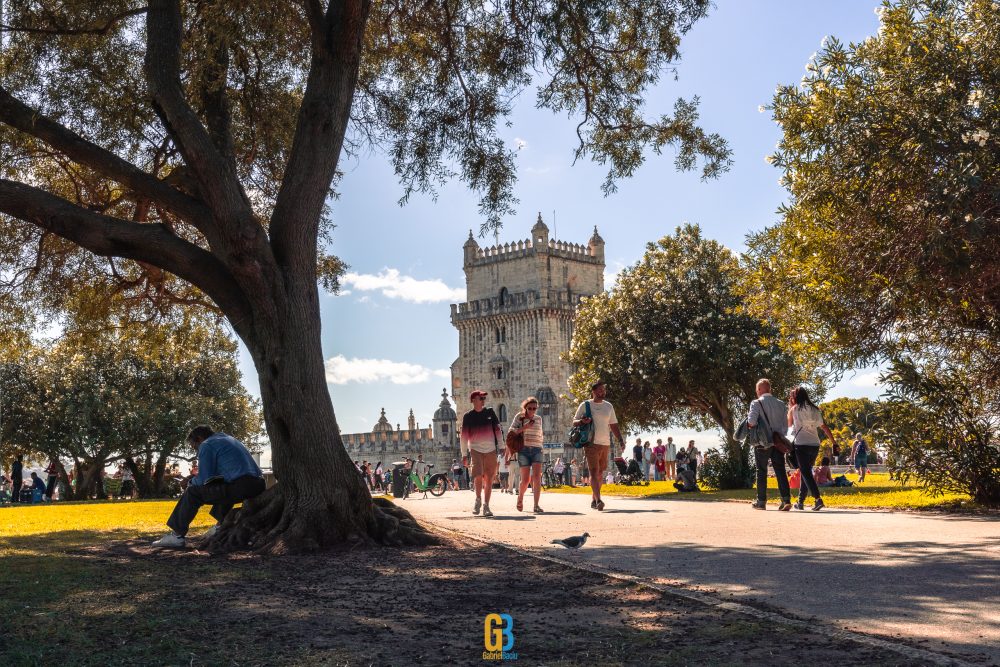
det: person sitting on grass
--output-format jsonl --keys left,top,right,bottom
{"left": 814, "top": 457, "right": 835, "bottom": 487}
{"left": 30, "top": 472, "right": 47, "bottom": 498}
{"left": 152, "top": 426, "right": 265, "bottom": 548}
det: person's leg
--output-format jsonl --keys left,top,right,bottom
{"left": 857, "top": 459, "right": 867, "bottom": 482}
{"left": 167, "top": 482, "right": 227, "bottom": 537}
{"left": 471, "top": 452, "right": 484, "bottom": 509}
{"left": 12, "top": 481, "right": 21, "bottom": 503}
{"left": 797, "top": 447, "right": 821, "bottom": 500}
{"left": 481, "top": 455, "right": 497, "bottom": 513}
{"left": 209, "top": 476, "right": 266, "bottom": 524}
{"left": 770, "top": 448, "right": 791, "bottom": 504}
{"left": 531, "top": 461, "right": 543, "bottom": 509}
{"left": 753, "top": 448, "right": 770, "bottom": 505}
{"left": 517, "top": 464, "right": 529, "bottom": 510}
{"left": 585, "top": 446, "right": 601, "bottom": 504}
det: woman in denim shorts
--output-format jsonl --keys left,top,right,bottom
{"left": 510, "top": 397, "right": 545, "bottom": 513}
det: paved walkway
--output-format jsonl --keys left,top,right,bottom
{"left": 402, "top": 490, "right": 1000, "bottom": 664}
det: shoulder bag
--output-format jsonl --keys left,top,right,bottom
{"left": 567, "top": 401, "right": 593, "bottom": 448}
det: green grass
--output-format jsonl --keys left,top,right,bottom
{"left": 546, "top": 473, "right": 975, "bottom": 510}
{"left": 0, "top": 498, "right": 214, "bottom": 539}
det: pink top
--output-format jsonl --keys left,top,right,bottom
{"left": 813, "top": 465, "right": 833, "bottom": 485}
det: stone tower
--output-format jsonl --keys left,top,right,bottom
{"left": 450, "top": 214, "right": 605, "bottom": 453}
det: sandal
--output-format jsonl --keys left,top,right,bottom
{"left": 533, "top": 506, "right": 544, "bottom": 513}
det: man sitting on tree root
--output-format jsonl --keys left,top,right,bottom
{"left": 153, "top": 426, "right": 265, "bottom": 548}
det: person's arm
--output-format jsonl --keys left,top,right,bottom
{"left": 460, "top": 416, "right": 470, "bottom": 461}
{"left": 572, "top": 402, "right": 590, "bottom": 426}
{"left": 194, "top": 442, "right": 217, "bottom": 485}
{"left": 610, "top": 423, "right": 624, "bottom": 449}
{"left": 747, "top": 400, "right": 761, "bottom": 428}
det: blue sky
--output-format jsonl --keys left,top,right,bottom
{"left": 242, "top": 1, "right": 887, "bottom": 459}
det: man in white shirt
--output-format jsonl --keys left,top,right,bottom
{"left": 665, "top": 436, "right": 677, "bottom": 480}
{"left": 573, "top": 380, "right": 624, "bottom": 511}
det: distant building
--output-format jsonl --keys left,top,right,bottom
{"left": 340, "top": 389, "right": 458, "bottom": 471}
{"left": 450, "top": 214, "right": 605, "bottom": 459}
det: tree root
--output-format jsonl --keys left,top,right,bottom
{"left": 203, "top": 485, "right": 438, "bottom": 555}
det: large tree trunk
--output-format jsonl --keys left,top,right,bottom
{"left": 208, "top": 296, "right": 434, "bottom": 554}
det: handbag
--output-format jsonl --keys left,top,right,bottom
{"left": 756, "top": 400, "right": 792, "bottom": 455}
{"left": 505, "top": 418, "right": 526, "bottom": 454}
{"left": 566, "top": 401, "right": 593, "bottom": 449}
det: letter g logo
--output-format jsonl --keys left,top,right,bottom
{"left": 484, "top": 613, "right": 514, "bottom": 652}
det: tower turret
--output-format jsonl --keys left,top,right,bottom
{"left": 588, "top": 225, "right": 605, "bottom": 262}
{"left": 531, "top": 213, "right": 549, "bottom": 252}
{"left": 463, "top": 230, "right": 480, "bottom": 265}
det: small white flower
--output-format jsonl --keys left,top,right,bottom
{"left": 968, "top": 90, "right": 983, "bottom": 108}
{"left": 758, "top": 104, "right": 766, "bottom": 113}
{"left": 965, "top": 214, "right": 973, "bottom": 222}
{"left": 821, "top": 35, "right": 829, "bottom": 48}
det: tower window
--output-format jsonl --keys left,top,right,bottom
{"left": 501, "top": 326, "right": 506, "bottom": 342}
{"left": 499, "top": 287, "right": 509, "bottom": 305}
{"left": 495, "top": 327, "right": 501, "bottom": 343}
{"left": 498, "top": 404, "right": 508, "bottom": 423}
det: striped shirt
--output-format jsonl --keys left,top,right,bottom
{"left": 509, "top": 413, "right": 544, "bottom": 447}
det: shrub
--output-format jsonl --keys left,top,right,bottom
{"left": 699, "top": 443, "right": 755, "bottom": 490}
{"left": 879, "top": 358, "right": 1000, "bottom": 505}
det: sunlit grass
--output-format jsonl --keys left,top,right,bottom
{"left": 545, "top": 473, "right": 975, "bottom": 510}
{"left": 0, "top": 499, "right": 214, "bottom": 539}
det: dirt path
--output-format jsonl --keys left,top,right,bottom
{"left": 0, "top": 527, "right": 952, "bottom": 666}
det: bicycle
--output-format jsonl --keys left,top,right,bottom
{"left": 407, "top": 464, "right": 449, "bottom": 498}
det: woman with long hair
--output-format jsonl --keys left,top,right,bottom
{"left": 509, "top": 396, "right": 545, "bottom": 513}
{"left": 787, "top": 386, "right": 840, "bottom": 511}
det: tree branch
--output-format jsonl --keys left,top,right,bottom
{"left": 0, "top": 7, "right": 147, "bottom": 36}
{"left": 0, "top": 179, "right": 253, "bottom": 331}
{"left": 144, "top": 0, "right": 254, "bottom": 230}
{"left": 270, "top": 0, "right": 372, "bottom": 278}
{"left": 0, "top": 87, "right": 214, "bottom": 233}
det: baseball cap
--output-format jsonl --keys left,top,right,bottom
{"left": 469, "top": 390, "right": 488, "bottom": 400}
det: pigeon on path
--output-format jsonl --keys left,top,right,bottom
{"left": 551, "top": 533, "right": 589, "bottom": 549}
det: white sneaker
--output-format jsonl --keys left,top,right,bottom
{"left": 151, "top": 532, "right": 186, "bottom": 548}
{"left": 203, "top": 524, "right": 220, "bottom": 539}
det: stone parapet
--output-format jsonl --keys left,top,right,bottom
{"left": 451, "top": 288, "right": 586, "bottom": 324}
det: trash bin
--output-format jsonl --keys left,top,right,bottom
{"left": 391, "top": 462, "right": 407, "bottom": 498}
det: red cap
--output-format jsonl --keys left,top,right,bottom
{"left": 469, "top": 390, "right": 488, "bottom": 401}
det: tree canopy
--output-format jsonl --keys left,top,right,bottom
{"left": 565, "top": 224, "right": 805, "bottom": 459}
{"left": 0, "top": 320, "right": 264, "bottom": 499}
{"left": 743, "top": 0, "right": 1000, "bottom": 382}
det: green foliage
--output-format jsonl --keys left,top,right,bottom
{"left": 566, "top": 224, "right": 808, "bottom": 487}
{"left": 698, "top": 445, "right": 755, "bottom": 490}
{"left": 744, "top": 0, "right": 1000, "bottom": 384}
{"left": 877, "top": 356, "right": 1000, "bottom": 505}
{"left": 0, "top": 320, "right": 263, "bottom": 497}
{"left": 818, "top": 396, "right": 883, "bottom": 444}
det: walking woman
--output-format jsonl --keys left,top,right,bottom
{"left": 787, "top": 386, "right": 840, "bottom": 511}
{"left": 510, "top": 396, "right": 545, "bottom": 513}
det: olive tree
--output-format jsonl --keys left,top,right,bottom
{"left": 0, "top": 0, "right": 730, "bottom": 551}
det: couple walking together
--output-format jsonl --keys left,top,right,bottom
{"left": 748, "top": 379, "right": 839, "bottom": 511}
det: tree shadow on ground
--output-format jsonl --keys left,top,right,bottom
{"left": 0, "top": 529, "right": 943, "bottom": 666}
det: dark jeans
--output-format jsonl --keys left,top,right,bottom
{"left": 166, "top": 475, "right": 265, "bottom": 537}
{"left": 754, "top": 447, "right": 790, "bottom": 503}
{"left": 795, "top": 445, "right": 821, "bottom": 501}
{"left": 11, "top": 480, "right": 22, "bottom": 503}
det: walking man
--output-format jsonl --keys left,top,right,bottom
{"left": 460, "top": 390, "right": 502, "bottom": 517}
{"left": 152, "top": 426, "right": 266, "bottom": 548}
{"left": 748, "top": 378, "right": 792, "bottom": 510}
{"left": 573, "top": 380, "right": 624, "bottom": 511}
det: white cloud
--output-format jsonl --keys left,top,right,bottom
{"left": 340, "top": 268, "right": 465, "bottom": 304}
{"left": 847, "top": 371, "right": 881, "bottom": 388}
{"left": 325, "top": 355, "right": 450, "bottom": 385}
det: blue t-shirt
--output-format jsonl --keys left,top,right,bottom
{"left": 194, "top": 433, "right": 262, "bottom": 485}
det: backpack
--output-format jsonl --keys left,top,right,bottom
{"left": 567, "top": 401, "right": 593, "bottom": 448}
